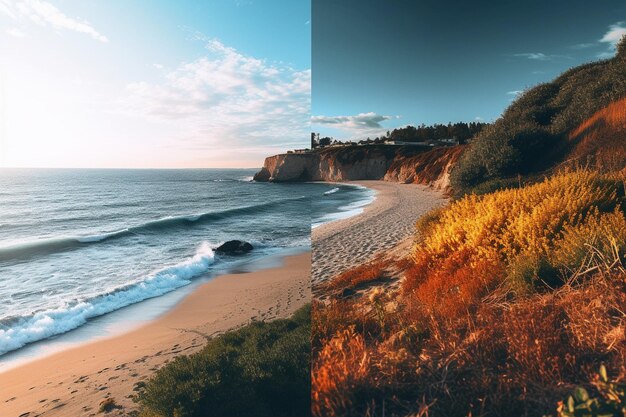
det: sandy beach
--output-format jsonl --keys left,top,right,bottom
{"left": 312, "top": 181, "right": 446, "bottom": 287}
{"left": 0, "top": 252, "right": 310, "bottom": 417}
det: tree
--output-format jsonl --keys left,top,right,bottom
{"left": 319, "top": 137, "right": 331, "bottom": 147}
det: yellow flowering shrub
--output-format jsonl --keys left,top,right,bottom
{"left": 408, "top": 170, "right": 625, "bottom": 296}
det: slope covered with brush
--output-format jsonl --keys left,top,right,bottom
{"left": 566, "top": 96, "right": 626, "bottom": 172}
{"left": 312, "top": 170, "right": 626, "bottom": 417}
{"left": 451, "top": 38, "right": 626, "bottom": 194}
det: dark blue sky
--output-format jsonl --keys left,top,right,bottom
{"left": 312, "top": 0, "right": 626, "bottom": 139}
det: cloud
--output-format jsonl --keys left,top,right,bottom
{"left": 311, "top": 112, "right": 394, "bottom": 130}
{"left": 124, "top": 38, "right": 310, "bottom": 153}
{"left": 511, "top": 52, "right": 570, "bottom": 61}
{"left": 600, "top": 21, "right": 626, "bottom": 47}
{"left": 512, "top": 52, "right": 550, "bottom": 61}
{"left": 0, "top": 0, "right": 107, "bottom": 42}
{"left": 596, "top": 21, "right": 626, "bottom": 58}
{"left": 570, "top": 42, "right": 596, "bottom": 50}
{"left": 506, "top": 90, "right": 524, "bottom": 102}
{"left": 311, "top": 112, "right": 399, "bottom": 139}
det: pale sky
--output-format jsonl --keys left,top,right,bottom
{"left": 0, "top": 0, "right": 310, "bottom": 168}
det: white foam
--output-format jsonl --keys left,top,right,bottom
{"left": 0, "top": 242, "right": 215, "bottom": 356}
{"left": 312, "top": 185, "right": 376, "bottom": 229}
{"left": 323, "top": 187, "right": 340, "bottom": 195}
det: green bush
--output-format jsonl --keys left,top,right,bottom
{"left": 547, "top": 366, "right": 626, "bottom": 417}
{"left": 135, "top": 305, "right": 311, "bottom": 417}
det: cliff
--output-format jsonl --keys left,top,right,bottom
{"left": 254, "top": 145, "right": 465, "bottom": 189}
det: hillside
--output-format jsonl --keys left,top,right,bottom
{"left": 312, "top": 39, "right": 626, "bottom": 417}
{"left": 451, "top": 38, "right": 626, "bottom": 194}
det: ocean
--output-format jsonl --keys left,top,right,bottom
{"left": 0, "top": 168, "right": 373, "bottom": 359}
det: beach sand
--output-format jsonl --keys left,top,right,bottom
{"left": 312, "top": 181, "right": 446, "bottom": 287}
{"left": 0, "top": 252, "right": 310, "bottom": 417}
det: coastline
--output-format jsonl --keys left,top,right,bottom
{"left": 0, "top": 251, "right": 311, "bottom": 417}
{"left": 313, "top": 182, "right": 377, "bottom": 228}
{"left": 312, "top": 180, "right": 447, "bottom": 287}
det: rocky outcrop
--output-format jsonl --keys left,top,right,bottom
{"left": 254, "top": 145, "right": 465, "bottom": 189}
{"left": 253, "top": 153, "right": 318, "bottom": 182}
{"left": 215, "top": 240, "right": 254, "bottom": 255}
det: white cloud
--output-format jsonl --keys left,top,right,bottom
{"left": 600, "top": 21, "right": 626, "bottom": 47}
{"left": 311, "top": 112, "right": 398, "bottom": 139}
{"left": 570, "top": 42, "right": 596, "bottom": 50}
{"left": 597, "top": 21, "right": 626, "bottom": 58}
{"left": 0, "top": 0, "right": 107, "bottom": 42}
{"left": 311, "top": 112, "right": 394, "bottom": 129}
{"left": 511, "top": 52, "right": 571, "bottom": 61}
{"left": 513, "top": 52, "right": 550, "bottom": 61}
{"left": 124, "top": 38, "right": 310, "bottom": 153}
{"left": 507, "top": 90, "right": 524, "bottom": 102}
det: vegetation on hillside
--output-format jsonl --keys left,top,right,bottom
{"left": 311, "top": 121, "right": 488, "bottom": 148}
{"left": 312, "top": 170, "right": 626, "bottom": 417}
{"left": 312, "top": 36, "right": 626, "bottom": 417}
{"left": 451, "top": 37, "right": 626, "bottom": 195}
{"left": 567, "top": 96, "right": 626, "bottom": 172}
{"left": 135, "top": 305, "right": 310, "bottom": 417}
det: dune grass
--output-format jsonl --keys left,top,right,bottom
{"left": 135, "top": 305, "right": 310, "bottom": 417}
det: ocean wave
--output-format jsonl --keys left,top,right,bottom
{"left": 0, "top": 242, "right": 216, "bottom": 356}
{"left": 0, "top": 196, "right": 306, "bottom": 263}
{"left": 323, "top": 187, "right": 340, "bottom": 195}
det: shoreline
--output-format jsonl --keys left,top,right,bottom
{"left": 313, "top": 182, "right": 377, "bottom": 229}
{"left": 312, "top": 181, "right": 447, "bottom": 287}
{"left": 0, "top": 251, "right": 311, "bottom": 417}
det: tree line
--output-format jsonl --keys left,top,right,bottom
{"left": 311, "top": 121, "right": 489, "bottom": 148}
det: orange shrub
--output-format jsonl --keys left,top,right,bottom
{"left": 406, "top": 170, "right": 625, "bottom": 302}
{"left": 312, "top": 328, "right": 370, "bottom": 417}
{"left": 405, "top": 248, "right": 503, "bottom": 317}
{"left": 322, "top": 257, "right": 392, "bottom": 293}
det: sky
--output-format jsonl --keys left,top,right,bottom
{"left": 0, "top": 0, "right": 310, "bottom": 168}
{"left": 312, "top": 0, "right": 626, "bottom": 140}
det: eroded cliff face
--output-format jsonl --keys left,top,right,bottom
{"left": 253, "top": 153, "right": 318, "bottom": 182}
{"left": 254, "top": 145, "right": 465, "bottom": 189}
{"left": 383, "top": 146, "right": 466, "bottom": 188}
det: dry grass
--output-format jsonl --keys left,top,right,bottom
{"left": 312, "top": 169, "right": 626, "bottom": 417}
{"left": 313, "top": 271, "right": 626, "bottom": 417}
{"left": 567, "top": 97, "right": 626, "bottom": 172}
{"left": 321, "top": 257, "right": 393, "bottom": 294}
{"left": 406, "top": 170, "right": 625, "bottom": 298}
